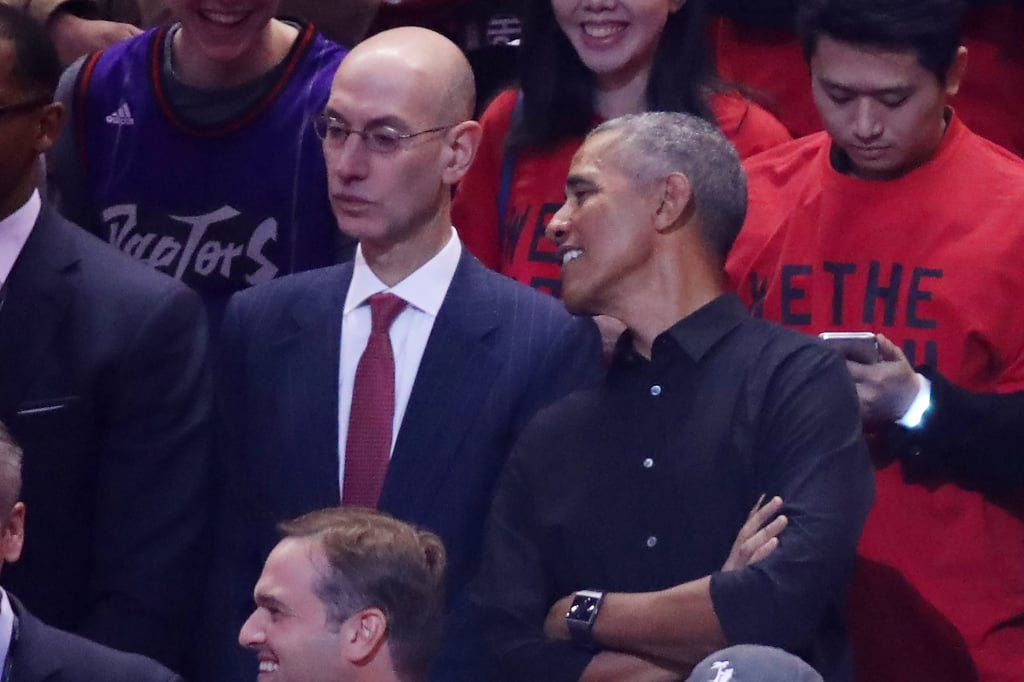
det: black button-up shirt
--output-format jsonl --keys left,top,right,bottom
{"left": 472, "top": 294, "right": 873, "bottom": 681}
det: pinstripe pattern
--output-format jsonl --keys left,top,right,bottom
{"left": 208, "top": 248, "right": 602, "bottom": 679}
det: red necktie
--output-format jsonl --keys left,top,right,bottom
{"left": 342, "top": 293, "right": 407, "bottom": 507}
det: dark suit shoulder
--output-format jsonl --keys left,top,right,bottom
{"left": 453, "top": 254, "right": 593, "bottom": 355}
{"left": 234, "top": 262, "right": 350, "bottom": 303}
{"left": 13, "top": 600, "right": 182, "bottom": 682}
{"left": 224, "top": 262, "right": 350, "bottom": 323}
{"left": 466, "top": 256, "right": 572, "bottom": 320}
{"left": 49, "top": 210, "right": 197, "bottom": 306}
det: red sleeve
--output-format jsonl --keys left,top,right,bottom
{"left": 709, "top": 17, "right": 822, "bottom": 138}
{"left": 452, "top": 89, "right": 518, "bottom": 271}
{"left": 711, "top": 91, "right": 793, "bottom": 159}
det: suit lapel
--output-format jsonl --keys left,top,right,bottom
{"left": 380, "top": 253, "right": 503, "bottom": 518}
{"left": 9, "top": 595, "right": 63, "bottom": 680}
{"left": 0, "top": 207, "right": 76, "bottom": 416}
{"left": 271, "top": 265, "right": 351, "bottom": 510}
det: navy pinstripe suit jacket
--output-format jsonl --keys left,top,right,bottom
{"left": 204, "top": 247, "right": 601, "bottom": 681}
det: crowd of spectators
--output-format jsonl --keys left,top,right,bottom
{"left": 0, "top": 0, "right": 1020, "bottom": 680}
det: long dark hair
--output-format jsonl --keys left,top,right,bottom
{"left": 510, "top": 0, "right": 717, "bottom": 150}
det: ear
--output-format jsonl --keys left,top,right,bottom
{"left": 944, "top": 46, "right": 968, "bottom": 97}
{"left": 0, "top": 503, "right": 25, "bottom": 565}
{"left": 653, "top": 172, "right": 692, "bottom": 233}
{"left": 440, "top": 120, "right": 482, "bottom": 186}
{"left": 339, "top": 608, "right": 388, "bottom": 665}
{"left": 35, "top": 101, "right": 65, "bottom": 155}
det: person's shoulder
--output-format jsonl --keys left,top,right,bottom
{"left": 297, "top": 22, "right": 348, "bottom": 66}
{"left": 478, "top": 88, "right": 520, "bottom": 133}
{"left": 956, "top": 119, "right": 1024, "bottom": 179}
{"left": 18, "top": 604, "right": 182, "bottom": 682}
{"left": 89, "top": 25, "right": 162, "bottom": 71}
{"left": 231, "top": 262, "right": 350, "bottom": 310}
{"left": 709, "top": 90, "right": 793, "bottom": 158}
{"left": 461, "top": 253, "right": 571, "bottom": 319}
{"left": 742, "top": 131, "right": 827, "bottom": 176}
{"left": 48, "top": 209, "right": 197, "bottom": 305}
{"left": 733, "top": 313, "right": 839, "bottom": 370}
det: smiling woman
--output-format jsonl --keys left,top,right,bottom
{"left": 164, "top": 0, "right": 292, "bottom": 87}
{"left": 451, "top": 0, "right": 791, "bottom": 299}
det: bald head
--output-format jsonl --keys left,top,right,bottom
{"left": 339, "top": 27, "right": 475, "bottom": 125}
{"left": 321, "top": 26, "right": 482, "bottom": 282}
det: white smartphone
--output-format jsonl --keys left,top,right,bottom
{"left": 818, "top": 332, "right": 881, "bottom": 364}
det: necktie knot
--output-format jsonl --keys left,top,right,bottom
{"left": 369, "top": 293, "right": 406, "bottom": 334}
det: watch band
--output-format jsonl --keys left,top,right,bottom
{"left": 565, "top": 589, "right": 604, "bottom": 649}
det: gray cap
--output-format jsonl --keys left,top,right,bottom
{"left": 686, "top": 645, "right": 824, "bottom": 682}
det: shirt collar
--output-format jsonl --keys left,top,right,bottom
{"left": 0, "top": 587, "right": 14, "bottom": 669}
{"left": 0, "top": 190, "right": 41, "bottom": 287}
{"left": 344, "top": 227, "right": 462, "bottom": 316}
{"left": 612, "top": 294, "right": 748, "bottom": 366}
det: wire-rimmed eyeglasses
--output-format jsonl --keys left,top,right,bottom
{"left": 313, "top": 112, "right": 456, "bottom": 154}
{"left": 0, "top": 96, "right": 50, "bottom": 120}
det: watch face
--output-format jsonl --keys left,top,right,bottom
{"left": 567, "top": 595, "right": 601, "bottom": 623}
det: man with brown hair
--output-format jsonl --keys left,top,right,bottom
{"left": 240, "top": 508, "right": 446, "bottom": 682}
{"left": 0, "top": 421, "right": 184, "bottom": 681}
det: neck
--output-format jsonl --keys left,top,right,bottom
{"left": 594, "top": 63, "right": 651, "bottom": 120}
{"left": 612, "top": 248, "right": 725, "bottom": 359}
{"left": 361, "top": 215, "right": 452, "bottom": 288}
{"left": 172, "top": 19, "right": 297, "bottom": 88}
{"left": 0, "top": 177, "right": 36, "bottom": 224}
{"left": 353, "top": 645, "right": 406, "bottom": 682}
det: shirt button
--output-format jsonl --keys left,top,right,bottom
{"left": 909, "top": 446, "right": 924, "bottom": 459}
{"left": 650, "top": 385, "right": 662, "bottom": 396}
{"left": 642, "top": 458, "right": 654, "bottom": 469}
{"left": 645, "top": 535, "right": 658, "bottom": 549}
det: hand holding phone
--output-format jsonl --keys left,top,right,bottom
{"left": 818, "top": 332, "right": 881, "bottom": 364}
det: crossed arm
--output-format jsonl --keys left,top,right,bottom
{"left": 473, "top": 347, "right": 872, "bottom": 682}
{"left": 543, "top": 497, "right": 788, "bottom": 681}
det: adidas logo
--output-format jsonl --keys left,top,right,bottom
{"left": 104, "top": 102, "right": 134, "bottom": 126}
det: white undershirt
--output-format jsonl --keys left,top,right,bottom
{"left": 0, "top": 191, "right": 41, "bottom": 288}
{"left": 898, "top": 374, "right": 933, "bottom": 428}
{"left": 337, "top": 228, "right": 461, "bottom": 500}
{"left": 0, "top": 587, "right": 15, "bottom": 670}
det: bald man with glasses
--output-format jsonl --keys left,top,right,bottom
{"left": 205, "top": 26, "right": 602, "bottom": 682}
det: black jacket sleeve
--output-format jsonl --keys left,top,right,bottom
{"left": 887, "top": 368, "right": 1024, "bottom": 488}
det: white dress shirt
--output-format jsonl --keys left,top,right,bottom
{"left": 0, "top": 191, "right": 41, "bottom": 288}
{"left": 337, "top": 228, "right": 462, "bottom": 500}
{"left": 0, "top": 587, "right": 15, "bottom": 671}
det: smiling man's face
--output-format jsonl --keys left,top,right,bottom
{"left": 546, "top": 130, "right": 662, "bottom": 317}
{"left": 239, "top": 537, "right": 347, "bottom": 682}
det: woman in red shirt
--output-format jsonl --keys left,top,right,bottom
{"left": 453, "top": 0, "right": 790, "bottom": 296}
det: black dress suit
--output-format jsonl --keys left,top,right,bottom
{"left": 8, "top": 594, "right": 183, "bottom": 682}
{"left": 206, "top": 248, "right": 601, "bottom": 680}
{"left": 888, "top": 367, "right": 1024, "bottom": 488}
{"left": 0, "top": 205, "right": 211, "bottom": 671}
